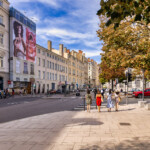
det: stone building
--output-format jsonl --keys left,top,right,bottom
{"left": 88, "top": 58, "right": 98, "bottom": 88}
{"left": 0, "top": 0, "right": 9, "bottom": 90}
{"left": 35, "top": 41, "right": 69, "bottom": 93}
{"left": 66, "top": 50, "right": 85, "bottom": 90}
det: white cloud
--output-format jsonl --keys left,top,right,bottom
{"left": 10, "top": 0, "right": 59, "bottom": 7}
{"left": 84, "top": 51, "right": 101, "bottom": 57}
{"left": 37, "top": 28, "right": 92, "bottom": 39}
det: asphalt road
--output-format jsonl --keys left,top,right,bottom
{"left": 0, "top": 95, "right": 83, "bottom": 123}
{"left": 0, "top": 93, "right": 149, "bottom": 124}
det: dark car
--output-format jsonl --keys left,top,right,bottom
{"left": 56, "top": 89, "right": 61, "bottom": 94}
{"left": 76, "top": 90, "right": 80, "bottom": 96}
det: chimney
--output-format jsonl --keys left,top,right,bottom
{"left": 66, "top": 49, "right": 70, "bottom": 53}
{"left": 59, "top": 44, "right": 63, "bottom": 56}
{"left": 64, "top": 47, "right": 67, "bottom": 53}
{"left": 47, "top": 40, "right": 52, "bottom": 51}
{"left": 79, "top": 50, "right": 83, "bottom": 54}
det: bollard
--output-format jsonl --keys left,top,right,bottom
{"left": 83, "top": 96, "right": 85, "bottom": 111}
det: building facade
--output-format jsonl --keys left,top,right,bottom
{"left": 67, "top": 50, "right": 85, "bottom": 90}
{"left": 9, "top": 7, "right": 36, "bottom": 93}
{"left": 88, "top": 58, "right": 97, "bottom": 88}
{"left": 35, "top": 41, "right": 68, "bottom": 93}
{"left": 0, "top": 0, "right": 9, "bottom": 90}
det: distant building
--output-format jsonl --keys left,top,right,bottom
{"left": 66, "top": 50, "right": 86, "bottom": 90}
{"left": 0, "top": 0, "right": 10, "bottom": 90}
{"left": 88, "top": 58, "right": 99, "bottom": 88}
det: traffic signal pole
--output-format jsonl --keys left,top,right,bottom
{"left": 142, "top": 69, "right": 145, "bottom": 101}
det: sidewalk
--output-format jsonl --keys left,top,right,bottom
{"left": 0, "top": 103, "right": 149, "bottom": 150}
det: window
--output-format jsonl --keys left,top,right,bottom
{"left": 23, "top": 62, "right": 28, "bottom": 74}
{"left": 55, "top": 74, "right": 57, "bottom": 81}
{"left": 52, "top": 73, "right": 54, "bottom": 80}
{"left": 59, "top": 75, "right": 61, "bottom": 81}
{"left": 58, "top": 64, "right": 59, "bottom": 71}
{"left": 50, "top": 62, "right": 51, "bottom": 69}
{"left": 38, "top": 49, "right": 40, "bottom": 53}
{"left": 0, "top": 57, "right": 3, "bottom": 68}
{"left": 0, "top": 1, "right": 3, "bottom": 7}
{"left": 16, "top": 77, "right": 20, "bottom": 81}
{"left": 0, "top": 33, "right": 3, "bottom": 44}
{"left": 43, "top": 71, "right": 45, "bottom": 79}
{"left": 38, "top": 58, "right": 40, "bottom": 66}
{"left": 55, "top": 56, "right": 57, "bottom": 60}
{"left": 52, "top": 63, "right": 54, "bottom": 70}
{"left": 66, "top": 67, "right": 67, "bottom": 73}
{"left": 55, "top": 64, "right": 57, "bottom": 70}
{"left": 43, "top": 59, "right": 45, "bottom": 67}
{"left": 42, "top": 51, "right": 45, "bottom": 55}
{"left": 38, "top": 71, "right": 41, "bottom": 79}
{"left": 47, "top": 53, "right": 49, "bottom": 57}
{"left": 47, "top": 61, "right": 49, "bottom": 68}
{"left": 47, "top": 72, "right": 49, "bottom": 80}
{"left": 15, "top": 12, "right": 20, "bottom": 20}
{"left": 50, "top": 73, "right": 51, "bottom": 80}
{"left": 0, "top": 16, "right": 3, "bottom": 24}
{"left": 30, "top": 64, "right": 34, "bottom": 75}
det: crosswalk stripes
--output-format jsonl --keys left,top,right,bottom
{"left": 73, "top": 100, "right": 107, "bottom": 111}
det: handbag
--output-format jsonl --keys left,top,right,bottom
{"left": 118, "top": 96, "right": 121, "bottom": 102}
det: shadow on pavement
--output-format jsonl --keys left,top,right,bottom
{"left": 77, "top": 137, "right": 150, "bottom": 150}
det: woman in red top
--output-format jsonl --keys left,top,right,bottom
{"left": 96, "top": 90, "right": 103, "bottom": 112}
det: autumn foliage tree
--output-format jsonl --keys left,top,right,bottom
{"left": 97, "top": 15, "right": 150, "bottom": 88}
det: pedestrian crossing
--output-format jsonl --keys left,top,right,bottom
{"left": 73, "top": 99, "right": 107, "bottom": 111}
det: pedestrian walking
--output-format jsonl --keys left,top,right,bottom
{"left": 85, "top": 90, "right": 92, "bottom": 113}
{"left": 106, "top": 89, "right": 114, "bottom": 112}
{"left": 94, "top": 88, "right": 97, "bottom": 99}
{"left": 101, "top": 89, "right": 104, "bottom": 99}
{"left": 96, "top": 90, "right": 103, "bottom": 112}
{"left": 0, "top": 89, "right": 2, "bottom": 99}
{"left": 12, "top": 88, "right": 15, "bottom": 97}
{"left": 115, "top": 91, "right": 121, "bottom": 111}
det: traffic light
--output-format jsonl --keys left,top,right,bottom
{"left": 128, "top": 73, "right": 132, "bottom": 82}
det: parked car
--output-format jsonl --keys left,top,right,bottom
{"left": 56, "top": 89, "right": 61, "bottom": 94}
{"left": 133, "top": 88, "right": 150, "bottom": 98}
{"left": 49, "top": 89, "right": 56, "bottom": 94}
{"left": 76, "top": 89, "right": 80, "bottom": 96}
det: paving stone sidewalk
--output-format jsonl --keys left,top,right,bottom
{"left": 0, "top": 103, "right": 149, "bottom": 150}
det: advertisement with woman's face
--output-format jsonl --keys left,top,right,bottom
{"left": 13, "top": 20, "right": 26, "bottom": 60}
{"left": 26, "top": 28, "right": 36, "bottom": 62}
{"left": 13, "top": 20, "right": 36, "bottom": 63}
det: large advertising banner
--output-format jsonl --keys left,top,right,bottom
{"left": 12, "top": 19, "right": 36, "bottom": 63}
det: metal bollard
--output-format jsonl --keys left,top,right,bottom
{"left": 83, "top": 96, "right": 85, "bottom": 111}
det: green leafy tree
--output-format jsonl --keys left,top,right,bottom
{"left": 97, "top": 0, "right": 150, "bottom": 28}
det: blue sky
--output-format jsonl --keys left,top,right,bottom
{"left": 9, "top": 0, "right": 102, "bottom": 63}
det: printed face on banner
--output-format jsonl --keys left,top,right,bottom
{"left": 13, "top": 20, "right": 36, "bottom": 63}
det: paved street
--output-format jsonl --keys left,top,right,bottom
{"left": 0, "top": 94, "right": 83, "bottom": 123}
